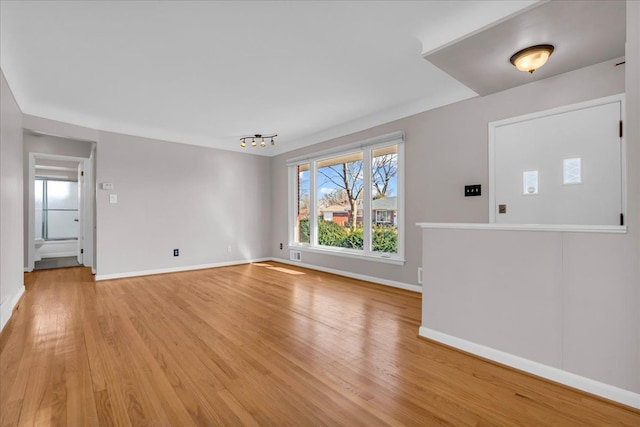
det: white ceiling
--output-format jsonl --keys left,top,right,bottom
{"left": 1, "top": 1, "right": 537, "bottom": 156}
{"left": 424, "top": 1, "right": 626, "bottom": 96}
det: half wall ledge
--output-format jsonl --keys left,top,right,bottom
{"left": 416, "top": 222, "right": 627, "bottom": 234}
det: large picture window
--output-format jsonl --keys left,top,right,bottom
{"left": 289, "top": 131, "right": 404, "bottom": 264}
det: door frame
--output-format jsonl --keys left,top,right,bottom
{"left": 488, "top": 93, "right": 626, "bottom": 224}
{"left": 27, "top": 152, "right": 96, "bottom": 272}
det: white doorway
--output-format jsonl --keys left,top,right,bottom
{"left": 489, "top": 95, "right": 624, "bottom": 226}
{"left": 27, "top": 152, "right": 95, "bottom": 272}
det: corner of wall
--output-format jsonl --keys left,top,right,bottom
{"left": 0, "top": 69, "right": 25, "bottom": 334}
{"left": 625, "top": 0, "right": 640, "bottom": 394}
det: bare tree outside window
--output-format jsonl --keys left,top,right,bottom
{"left": 317, "top": 153, "right": 363, "bottom": 229}
{"left": 372, "top": 152, "right": 398, "bottom": 198}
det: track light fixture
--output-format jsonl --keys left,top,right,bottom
{"left": 240, "top": 133, "right": 278, "bottom": 148}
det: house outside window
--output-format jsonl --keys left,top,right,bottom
{"left": 375, "top": 210, "right": 391, "bottom": 224}
{"left": 288, "top": 131, "right": 404, "bottom": 264}
{"left": 372, "top": 196, "right": 397, "bottom": 225}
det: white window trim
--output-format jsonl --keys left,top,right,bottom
{"left": 287, "top": 243, "right": 406, "bottom": 265}
{"left": 287, "top": 131, "right": 405, "bottom": 264}
{"left": 286, "top": 131, "right": 403, "bottom": 166}
{"left": 363, "top": 148, "right": 372, "bottom": 252}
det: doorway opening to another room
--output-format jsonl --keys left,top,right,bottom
{"left": 27, "top": 150, "right": 96, "bottom": 273}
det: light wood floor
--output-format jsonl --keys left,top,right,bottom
{"left": 1, "top": 263, "right": 638, "bottom": 426}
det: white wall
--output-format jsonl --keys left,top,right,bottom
{"left": 0, "top": 70, "right": 24, "bottom": 332}
{"left": 419, "top": 0, "right": 640, "bottom": 402}
{"left": 625, "top": 0, "right": 640, "bottom": 395}
{"left": 420, "top": 226, "right": 639, "bottom": 401}
{"left": 270, "top": 58, "right": 625, "bottom": 287}
{"left": 492, "top": 98, "right": 623, "bottom": 225}
{"left": 21, "top": 116, "right": 273, "bottom": 279}
{"left": 24, "top": 133, "right": 94, "bottom": 157}
{"left": 94, "top": 131, "right": 272, "bottom": 278}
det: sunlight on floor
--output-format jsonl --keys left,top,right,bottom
{"left": 266, "top": 267, "right": 305, "bottom": 275}
{"left": 252, "top": 262, "right": 306, "bottom": 276}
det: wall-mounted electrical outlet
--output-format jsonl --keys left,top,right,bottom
{"left": 418, "top": 267, "right": 423, "bottom": 285}
{"left": 173, "top": 249, "right": 179, "bottom": 256}
{"left": 279, "top": 243, "right": 283, "bottom": 250}
{"left": 464, "top": 184, "right": 481, "bottom": 197}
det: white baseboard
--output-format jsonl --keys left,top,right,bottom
{"left": 271, "top": 257, "right": 422, "bottom": 293}
{"left": 419, "top": 326, "right": 640, "bottom": 410}
{"left": 95, "top": 258, "right": 272, "bottom": 281}
{"left": 0, "top": 286, "right": 25, "bottom": 334}
{"left": 15, "top": 253, "right": 639, "bottom": 408}
{"left": 95, "top": 256, "right": 421, "bottom": 293}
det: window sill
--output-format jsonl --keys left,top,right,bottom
{"left": 288, "top": 244, "right": 405, "bottom": 265}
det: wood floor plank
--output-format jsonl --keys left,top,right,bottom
{"left": 112, "top": 297, "right": 230, "bottom": 425}
{"left": 15, "top": 301, "right": 58, "bottom": 426}
{"left": 1, "top": 263, "right": 639, "bottom": 426}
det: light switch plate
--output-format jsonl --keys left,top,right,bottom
{"left": 109, "top": 194, "right": 118, "bottom": 204}
{"left": 465, "top": 184, "right": 481, "bottom": 197}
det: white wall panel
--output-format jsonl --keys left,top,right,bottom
{"left": 0, "top": 70, "right": 24, "bottom": 331}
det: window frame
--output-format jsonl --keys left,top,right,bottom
{"left": 287, "top": 131, "right": 405, "bottom": 265}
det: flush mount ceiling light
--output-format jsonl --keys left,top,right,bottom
{"left": 239, "top": 133, "right": 277, "bottom": 148}
{"left": 510, "top": 44, "right": 554, "bottom": 74}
